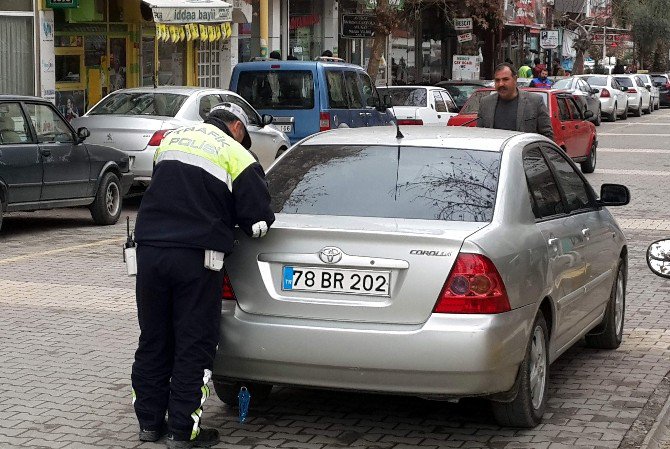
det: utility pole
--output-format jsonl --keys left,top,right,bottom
{"left": 260, "top": 0, "right": 268, "bottom": 58}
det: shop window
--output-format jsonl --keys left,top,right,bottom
{"left": 0, "top": 16, "right": 34, "bottom": 95}
{"left": 0, "top": 0, "right": 32, "bottom": 11}
{"left": 289, "top": 0, "right": 322, "bottom": 61}
{"left": 158, "top": 41, "right": 186, "bottom": 86}
{"left": 142, "top": 36, "right": 155, "bottom": 87}
{"left": 56, "top": 55, "right": 82, "bottom": 83}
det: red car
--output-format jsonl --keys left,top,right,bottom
{"left": 447, "top": 88, "right": 598, "bottom": 173}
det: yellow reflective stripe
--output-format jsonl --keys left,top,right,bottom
{"left": 155, "top": 123, "right": 256, "bottom": 183}
{"left": 190, "top": 408, "right": 202, "bottom": 440}
{"left": 156, "top": 150, "right": 232, "bottom": 192}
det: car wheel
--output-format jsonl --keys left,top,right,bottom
{"left": 491, "top": 311, "right": 549, "bottom": 428}
{"left": 581, "top": 142, "right": 597, "bottom": 173}
{"left": 620, "top": 101, "right": 628, "bottom": 120}
{"left": 213, "top": 380, "right": 272, "bottom": 407}
{"left": 645, "top": 101, "right": 652, "bottom": 114}
{"left": 610, "top": 103, "right": 617, "bottom": 122}
{"left": 90, "top": 172, "right": 122, "bottom": 225}
{"left": 594, "top": 107, "right": 601, "bottom": 126}
{"left": 585, "top": 260, "right": 625, "bottom": 349}
{"left": 275, "top": 146, "right": 288, "bottom": 159}
{"left": 634, "top": 101, "right": 643, "bottom": 117}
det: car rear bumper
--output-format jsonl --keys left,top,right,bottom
{"left": 127, "top": 147, "right": 156, "bottom": 182}
{"left": 213, "top": 303, "right": 536, "bottom": 397}
{"left": 599, "top": 97, "right": 616, "bottom": 114}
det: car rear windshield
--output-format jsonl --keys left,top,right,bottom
{"left": 268, "top": 145, "right": 501, "bottom": 222}
{"left": 88, "top": 92, "right": 187, "bottom": 117}
{"left": 585, "top": 76, "right": 607, "bottom": 86}
{"left": 652, "top": 75, "right": 668, "bottom": 84}
{"left": 614, "top": 77, "right": 633, "bottom": 87}
{"left": 237, "top": 70, "right": 314, "bottom": 110}
{"left": 378, "top": 88, "right": 427, "bottom": 107}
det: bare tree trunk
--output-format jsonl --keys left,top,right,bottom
{"left": 574, "top": 51, "right": 584, "bottom": 75}
{"left": 367, "top": 32, "right": 387, "bottom": 83}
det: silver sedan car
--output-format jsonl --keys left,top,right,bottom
{"left": 72, "top": 87, "right": 290, "bottom": 186}
{"left": 213, "top": 126, "right": 629, "bottom": 428}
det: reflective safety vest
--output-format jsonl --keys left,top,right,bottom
{"left": 154, "top": 123, "right": 256, "bottom": 192}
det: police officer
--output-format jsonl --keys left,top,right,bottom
{"left": 131, "top": 103, "right": 275, "bottom": 448}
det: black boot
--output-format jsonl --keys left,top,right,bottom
{"left": 139, "top": 421, "right": 168, "bottom": 442}
{"left": 166, "top": 428, "right": 219, "bottom": 448}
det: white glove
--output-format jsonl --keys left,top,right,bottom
{"left": 251, "top": 221, "right": 268, "bottom": 238}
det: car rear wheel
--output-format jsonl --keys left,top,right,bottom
{"left": 610, "top": 103, "right": 617, "bottom": 122}
{"left": 90, "top": 172, "right": 122, "bottom": 225}
{"left": 581, "top": 142, "right": 597, "bottom": 173}
{"left": 585, "top": 260, "right": 625, "bottom": 349}
{"left": 213, "top": 380, "right": 273, "bottom": 408}
{"left": 594, "top": 106, "right": 601, "bottom": 126}
{"left": 634, "top": 101, "right": 643, "bottom": 117}
{"left": 491, "top": 311, "right": 549, "bottom": 428}
{"left": 620, "top": 101, "right": 628, "bottom": 120}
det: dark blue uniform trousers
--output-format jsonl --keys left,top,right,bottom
{"left": 132, "top": 245, "right": 224, "bottom": 440}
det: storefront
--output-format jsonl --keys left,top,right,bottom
{"left": 0, "top": 0, "right": 36, "bottom": 96}
{"left": 49, "top": 0, "right": 232, "bottom": 115}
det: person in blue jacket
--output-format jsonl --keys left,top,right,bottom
{"left": 530, "top": 69, "right": 553, "bottom": 88}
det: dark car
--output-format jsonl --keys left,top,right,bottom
{"left": 434, "top": 79, "right": 494, "bottom": 111}
{"left": 0, "top": 95, "right": 133, "bottom": 231}
{"left": 651, "top": 73, "right": 670, "bottom": 107}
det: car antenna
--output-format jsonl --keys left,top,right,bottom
{"left": 385, "top": 81, "right": 404, "bottom": 139}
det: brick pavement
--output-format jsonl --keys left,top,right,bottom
{"left": 2, "top": 111, "right": 670, "bottom": 448}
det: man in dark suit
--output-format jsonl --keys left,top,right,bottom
{"left": 477, "top": 62, "right": 554, "bottom": 139}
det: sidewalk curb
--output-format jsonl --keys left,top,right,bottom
{"left": 639, "top": 375, "right": 670, "bottom": 449}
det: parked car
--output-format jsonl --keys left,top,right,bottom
{"left": 637, "top": 73, "right": 661, "bottom": 110}
{"left": 0, "top": 95, "right": 133, "bottom": 231}
{"left": 650, "top": 73, "right": 670, "bottom": 107}
{"left": 72, "top": 87, "right": 290, "bottom": 185}
{"left": 447, "top": 88, "right": 598, "bottom": 172}
{"left": 552, "top": 76, "right": 602, "bottom": 125}
{"left": 376, "top": 86, "right": 458, "bottom": 125}
{"left": 434, "top": 79, "right": 494, "bottom": 110}
{"left": 575, "top": 75, "right": 629, "bottom": 122}
{"left": 612, "top": 75, "right": 652, "bottom": 116}
{"left": 212, "top": 125, "right": 629, "bottom": 428}
{"left": 230, "top": 59, "right": 393, "bottom": 144}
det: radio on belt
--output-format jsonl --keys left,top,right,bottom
{"left": 204, "top": 249, "right": 224, "bottom": 271}
{"left": 123, "top": 216, "right": 137, "bottom": 276}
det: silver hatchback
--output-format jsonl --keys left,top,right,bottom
{"left": 213, "top": 126, "right": 629, "bottom": 428}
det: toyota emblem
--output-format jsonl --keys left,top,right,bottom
{"left": 319, "top": 247, "right": 343, "bottom": 264}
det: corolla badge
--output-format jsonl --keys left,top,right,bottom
{"left": 319, "top": 247, "right": 343, "bottom": 264}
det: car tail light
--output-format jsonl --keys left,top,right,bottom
{"left": 627, "top": 88, "right": 637, "bottom": 94}
{"left": 148, "top": 129, "right": 171, "bottom": 146}
{"left": 434, "top": 253, "right": 511, "bottom": 314}
{"left": 665, "top": 81, "right": 670, "bottom": 90}
{"left": 599, "top": 88, "right": 610, "bottom": 98}
{"left": 221, "top": 270, "right": 237, "bottom": 301}
{"left": 397, "top": 119, "right": 424, "bottom": 125}
{"left": 319, "top": 112, "right": 331, "bottom": 131}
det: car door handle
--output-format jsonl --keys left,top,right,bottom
{"left": 581, "top": 228, "right": 591, "bottom": 239}
{"left": 40, "top": 149, "right": 51, "bottom": 157}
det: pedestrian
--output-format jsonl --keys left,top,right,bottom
{"left": 477, "top": 62, "right": 553, "bottom": 139}
{"left": 612, "top": 59, "right": 625, "bottom": 74}
{"left": 269, "top": 50, "right": 281, "bottom": 60}
{"left": 518, "top": 60, "right": 533, "bottom": 79}
{"left": 552, "top": 59, "right": 565, "bottom": 76}
{"left": 321, "top": 49, "right": 333, "bottom": 57}
{"left": 532, "top": 57, "right": 546, "bottom": 78}
{"left": 530, "top": 69, "right": 553, "bottom": 88}
{"left": 131, "top": 102, "right": 275, "bottom": 448}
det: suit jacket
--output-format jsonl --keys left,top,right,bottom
{"left": 477, "top": 89, "right": 554, "bottom": 140}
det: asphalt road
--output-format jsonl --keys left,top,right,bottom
{"left": 2, "top": 109, "right": 670, "bottom": 449}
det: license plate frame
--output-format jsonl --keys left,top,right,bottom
{"left": 276, "top": 124, "right": 293, "bottom": 133}
{"left": 282, "top": 266, "right": 391, "bottom": 297}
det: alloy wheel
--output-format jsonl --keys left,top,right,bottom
{"left": 530, "top": 325, "right": 547, "bottom": 410}
{"left": 615, "top": 272, "right": 624, "bottom": 335}
{"left": 106, "top": 182, "right": 121, "bottom": 216}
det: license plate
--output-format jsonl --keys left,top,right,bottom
{"left": 276, "top": 124, "right": 293, "bottom": 133}
{"left": 282, "top": 266, "right": 391, "bottom": 296}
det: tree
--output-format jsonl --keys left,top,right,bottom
{"left": 613, "top": 0, "right": 670, "bottom": 70}
{"left": 364, "top": 0, "right": 502, "bottom": 82}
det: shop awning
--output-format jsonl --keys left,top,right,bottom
{"left": 143, "top": 0, "right": 232, "bottom": 24}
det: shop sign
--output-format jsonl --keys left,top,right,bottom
{"left": 592, "top": 33, "right": 630, "bottom": 43}
{"left": 46, "top": 0, "right": 79, "bottom": 8}
{"left": 539, "top": 30, "right": 559, "bottom": 49}
{"left": 454, "top": 18, "right": 472, "bottom": 30}
{"left": 452, "top": 55, "right": 480, "bottom": 80}
{"left": 149, "top": 1, "right": 232, "bottom": 24}
{"left": 457, "top": 32, "right": 473, "bottom": 43}
{"left": 503, "top": 0, "right": 546, "bottom": 28}
{"left": 365, "top": 0, "right": 404, "bottom": 9}
{"left": 341, "top": 13, "right": 375, "bottom": 38}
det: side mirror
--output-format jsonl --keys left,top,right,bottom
{"left": 621, "top": 86, "right": 628, "bottom": 92}
{"left": 591, "top": 88, "right": 599, "bottom": 95}
{"left": 583, "top": 110, "right": 594, "bottom": 119}
{"left": 382, "top": 94, "right": 393, "bottom": 109}
{"left": 597, "top": 183, "right": 630, "bottom": 207}
{"left": 261, "top": 114, "right": 273, "bottom": 127}
{"left": 77, "top": 127, "right": 90, "bottom": 141}
{"left": 647, "top": 239, "right": 670, "bottom": 278}
{"left": 646, "top": 85, "right": 652, "bottom": 91}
